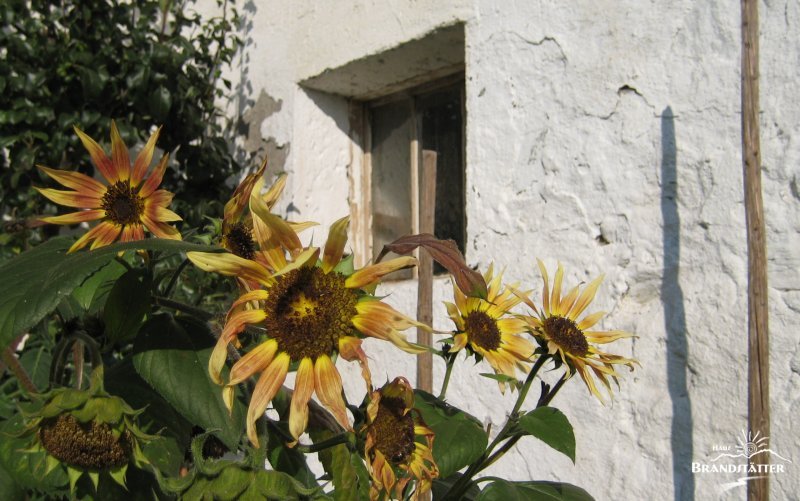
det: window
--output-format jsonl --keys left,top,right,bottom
{"left": 365, "top": 77, "right": 465, "bottom": 278}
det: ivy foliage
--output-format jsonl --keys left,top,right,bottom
{"left": 0, "top": 0, "right": 241, "bottom": 251}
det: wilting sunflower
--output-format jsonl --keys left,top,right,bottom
{"left": 518, "top": 260, "right": 637, "bottom": 402}
{"left": 444, "top": 264, "right": 536, "bottom": 392}
{"left": 364, "top": 377, "right": 437, "bottom": 501}
{"left": 188, "top": 204, "right": 429, "bottom": 447}
{"left": 35, "top": 121, "right": 181, "bottom": 252}
{"left": 14, "top": 367, "right": 155, "bottom": 493}
{"left": 220, "top": 159, "right": 315, "bottom": 283}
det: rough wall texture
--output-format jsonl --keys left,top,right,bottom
{"left": 201, "top": 0, "right": 799, "bottom": 498}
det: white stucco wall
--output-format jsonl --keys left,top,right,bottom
{"left": 199, "top": 1, "right": 799, "bottom": 499}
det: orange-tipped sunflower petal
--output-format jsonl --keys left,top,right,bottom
{"left": 132, "top": 126, "right": 162, "bottom": 185}
{"left": 345, "top": 256, "right": 417, "bottom": 289}
{"left": 288, "top": 357, "right": 315, "bottom": 442}
{"left": 313, "top": 354, "right": 351, "bottom": 431}
{"left": 39, "top": 209, "right": 105, "bottom": 225}
{"left": 37, "top": 165, "right": 106, "bottom": 196}
{"left": 109, "top": 121, "right": 131, "bottom": 181}
{"left": 73, "top": 125, "right": 118, "bottom": 183}
{"left": 247, "top": 353, "right": 290, "bottom": 447}
{"left": 321, "top": 216, "right": 350, "bottom": 273}
{"left": 229, "top": 339, "right": 278, "bottom": 386}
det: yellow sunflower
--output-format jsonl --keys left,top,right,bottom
{"left": 188, "top": 199, "right": 429, "bottom": 447}
{"left": 364, "top": 377, "right": 437, "bottom": 501}
{"left": 35, "top": 121, "right": 181, "bottom": 252}
{"left": 519, "top": 260, "right": 637, "bottom": 402}
{"left": 444, "top": 264, "right": 536, "bottom": 392}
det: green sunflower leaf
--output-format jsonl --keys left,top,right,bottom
{"left": 517, "top": 407, "right": 576, "bottom": 463}
{"left": 475, "top": 479, "right": 594, "bottom": 501}
{"left": 132, "top": 313, "right": 246, "bottom": 450}
{"left": 0, "top": 237, "right": 222, "bottom": 350}
{"left": 0, "top": 414, "right": 69, "bottom": 492}
{"left": 412, "top": 390, "right": 488, "bottom": 478}
{"left": 248, "top": 469, "right": 329, "bottom": 500}
{"left": 432, "top": 472, "right": 480, "bottom": 500}
{"left": 103, "top": 268, "right": 152, "bottom": 344}
{"left": 478, "top": 372, "right": 522, "bottom": 390}
{"left": 310, "top": 428, "right": 369, "bottom": 501}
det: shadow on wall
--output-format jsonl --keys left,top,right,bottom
{"left": 660, "top": 106, "right": 695, "bottom": 501}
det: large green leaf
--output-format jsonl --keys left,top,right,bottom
{"left": 71, "top": 260, "right": 126, "bottom": 313}
{"left": 103, "top": 268, "right": 151, "bottom": 343}
{"left": 517, "top": 407, "right": 576, "bottom": 463}
{"left": 132, "top": 313, "right": 245, "bottom": 450}
{"left": 476, "top": 480, "right": 594, "bottom": 501}
{"left": 0, "top": 414, "right": 69, "bottom": 494}
{"left": 311, "top": 429, "right": 369, "bottom": 501}
{"left": 413, "top": 390, "right": 488, "bottom": 478}
{"left": 432, "top": 473, "right": 480, "bottom": 500}
{"left": 0, "top": 237, "right": 220, "bottom": 350}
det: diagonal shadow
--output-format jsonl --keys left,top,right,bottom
{"left": 660, "top": 106, "right": 695, "bottom": 501}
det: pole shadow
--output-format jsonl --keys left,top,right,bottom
{"left": 660, "top": 106, "right": 695, "bottom": 501}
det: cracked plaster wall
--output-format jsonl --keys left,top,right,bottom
{"left": 199, "top": 0, "right": 799, "bottom": 498}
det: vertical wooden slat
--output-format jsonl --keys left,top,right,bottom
{"left": 742, "top": 1, "right": 770, "bottom": 500}
{"left": 416, "top": 150, "right": 437, "bottom": 396}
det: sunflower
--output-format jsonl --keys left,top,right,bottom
{"left": 188, "top": 203, "right": 429, "bottom": 447}
{"left": 364, "top": 377, "right": 437, "bottom": 501}
{"left": 518, "top": 260, "right": 637, "bottom": 402}
{"left": 35, "top": 122, "right": 181, "bottom": 252}
{"left": 444, "top": 264, "right": 536, "bottom": 392}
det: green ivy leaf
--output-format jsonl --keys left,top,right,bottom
{"left": 413, "top": 390, "right": 488, "bottom": 478}
{"left": 103, "top": 268, "right": 151, "bottom": 344}
{"left": 476, "top": 479, "right": 594, "bottom": 501}
{"left": 0, "top": 237, "right": 221, "bottom": 350}
{"left": 132, "top": 313, "right": 245, "bottom": 450}
{"left": 517, "top": 407, "right": 576, "bottom": 463}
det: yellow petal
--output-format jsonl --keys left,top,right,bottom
{"left": 188, "top": 251, "right": 272, "bottom": 285}
{"left": 229, "top": 339, "right": 278, "bottom": 386}
{"left": 139, "top": 154, "right": 168, "bottom": 198}
{"left": 35, "top": 187, "right": 101, "bottom": 208}
{"left": 37, "top": 165, "right": 106, "bottom": 197}
{"left": 209, "top": 308, "right": 267, "bottom": 384}
{"left": 247, "top": 353, "right": 290, "bottom": 447}
{"left": 313, "top": 354, "right": 351, "bottom": 431}
{"left": 345, "top": 256, "right": 417, "bottom": 289}
{"left": 551, "top": 263, "right": 564, "bottom": 314}
{"left": 537, "top": 259, "right": 550, "bottom": 315}
{"left": 262, "top": 170, "right": 285, "bottom": 209}
{"left": 67, "top": 221, "right": 113, "bottom": 253}
{"left": 39, "top": 209, "right": 105, "bottom": 225}
{"left": 321, "top": 216, "right": 349, "bottom": 273}
{"left": 74, "top": 125, "right": 117, "bottom": 183}
{"left": 250, "top": 177, "right": 302, "bottom": 254}
{"left": 568, "top": 274, "right": 604, "bottom": 320}
{"left": 132, "top": 126, "right": 162, "bottom": 185}
{"left": 288, "top": 357, "right": 315, "bottom": 442}
{"left": 109, "top": 121, "right": 131, "bottom": 181}
{"left": 89, "top": 222, "right": 122, "bottom": 250}
{"left": 576, "top": 310, "right": 606, "bottom": 331}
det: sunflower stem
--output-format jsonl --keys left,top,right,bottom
{"left": 437, "top": 350, "right": 457, "bottom": 400}
{"left": 295, "top": 432, "right": 352, "bottom": 454}
{"left": 1, "top": 346, "right": 38, "bottom": 394}
{"left": 163, "top": 258, "right": 191, "bottom": 297}
{"left": 153, "top": 296, "right": 214, "bottom": 321}
{"left": 441, "top": 354, "right": 548, "bottom": 501}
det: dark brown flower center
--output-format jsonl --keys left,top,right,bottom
{"left": 371, "top": 396, "right": 416, "bottom": 464}
{"left": 464, "top": 310, "right": 501, "bottom": 351}
{"left": 224, "top": 222, "right": 256, "bottom": 260}
{"left": 39, "top": 413, "right": 131, "bottom": 470}
{"left": 543, "top": 316, "right": 589, "bottom": 357}
{"left": 261, "top": 266, "right": 358, "bottom": 362}
{"left": 101, "top": 181, "right": 143, "bottom": 226}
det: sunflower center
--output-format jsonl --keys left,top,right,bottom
{"left": 101, "top": 181, "right": 143, "bottom": 226}
{"left": 543, "top": 316, "right": 589, "bottom": 357}
{"left": 39, "top": 413, "right": 131, "bottom": 470}
{"left": 464, "top": 310, "right": 501, "bottom": 351}
{"left": 224, "top": 222, "right": 256, "bottom": 260}
{"left": 372, "top": 397, "right": 416, "bottom": 464}
{"left": 262, "top": 266, "right": 358, "bottom": 361}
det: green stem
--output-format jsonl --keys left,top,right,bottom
{"left": 153, "top": 296, "right": 214, "bottom": 320}
{"left": 295, "top": 432, "right": 352, "bottom": 454}
{"left": 1, "top": 347, "right": 38, "bottom": 394}
{"left": 441, "top": 355, "right": 549, "bottom": 501}
{"left": 437, "top": 352, "right": 456, "bottom": 400}
{"left": 163, "top": 258, "right": 190, "bottom": 297}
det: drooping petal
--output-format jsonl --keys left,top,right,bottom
{"left": 228, "top": 339, "right": 278, "bottom": 386}
{"left": 443, "top": 302, "right": 465, "bottom": 330}
{"left": 37, "top": 165, "right": 106, "bottom": 197}
{"left": 74, "top": 125, "right": 118, "bottom": 183}
{"left": 451, "top": 333, "right": 469, "bottom": 352}
{"left": 39, "top": 209, "right": 105, "bottom": 225}
{"left": 209, "top": 308, "right": 267, "bottom": 384}
{"left": 34, "top": 187, "right": 102, "bottom": 208}
{"left": 188, "top": 251, "right": 272, "bottom": 285}
{"left": 313, "top": 354, "right": 351, "bottom": 431}
{"left": 250, "top": 179, "right": 302, "bottom": 255}
{"left": 262, "top": 170, "right": 286, "bottom": 209}
{"left": 132, "top": 126, "right": 162, "bottom": 185}
{"left": 227, "top": 289, "right": 270, "bottom": 315}
{"left": 139, "top": 154, "right": 168, "bottom": 198}
{"left": 247, "top": 353, "right": 290, "bottom": 447}
{"left": 288, "top": 357, "right": 315, "bottom": 442}
{"left": 351, "top": 314, "right": 426, "bottom": 354}
{"left": 321, "top": 216, "right": 350, "bottom": 273}
{"left": 109, "top": 121, "right": 131, "bottom": 181}
{"left": 141, "top": 213, "right": 181, "bottom": 240}
{"left": 345, "top": 256, "right": 417, "bottom": 289}
{"left": 223, "top": 157, "right": 267, "bottom": 224}
{"left": 339, "top": 336, "right": 372, "bottom": 391}
{"left": 355, "top": 299, "right": 430, "bottom": 332}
